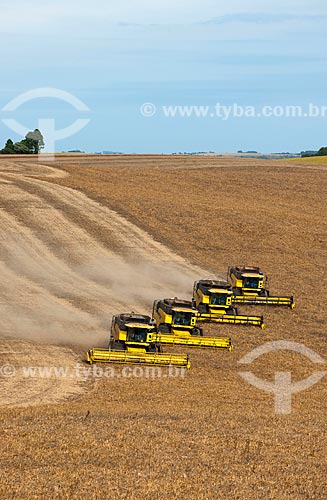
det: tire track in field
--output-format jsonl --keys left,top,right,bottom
{"left": 0, "top": 160, "right": 205, "bottom": 407}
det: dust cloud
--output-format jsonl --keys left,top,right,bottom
{"left": 0, "top": 160, "right": 210, "bottom": 349}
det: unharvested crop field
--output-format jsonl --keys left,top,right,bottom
{"left": 0, "top": 154, "right": 326, "bottom": 499}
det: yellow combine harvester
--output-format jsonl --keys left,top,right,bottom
{"left": 227, "top": 266, "right": 295, "bottom": 309}
{"left": 152, "top": 298, "right": 233, "bottom": 350}
{"left": 87, "top": 313, "right": 190, "bottom": 368}
{"left": 193, "top": 280, "right": 265, "bottom": 328}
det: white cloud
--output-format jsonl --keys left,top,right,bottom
{"left": 203, "top": 13, "right": 327, "bottom": 25}
{"left": 2, "top": 0, "right": 327, "bottom": 34}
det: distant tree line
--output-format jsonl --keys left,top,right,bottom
{"left": 0, "top": 129, "right": 44, "bottom": 155}
{"left": 301, "top": 146, "right": 327, "bottom": 158}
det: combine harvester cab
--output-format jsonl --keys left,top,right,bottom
{"left": 152, "top": 298, "right": 233, "bottom": 351}
{"left": 227, "top": 266, "right": 295, "bottom": 309}
{"left": 86, "top": 313, "right": 190, "bottom": 368}
{"left": 193, "top": 280, "right": 265, "bottom": 329}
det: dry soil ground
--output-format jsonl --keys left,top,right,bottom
{"left": 0, "top": 155, "right": 326, "bottom": 499}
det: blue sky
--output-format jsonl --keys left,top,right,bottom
{"left": 0, "top": 1, "right": 327, "bottom": 153}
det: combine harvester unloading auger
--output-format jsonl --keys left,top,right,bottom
{"left": 87, "top": 314, "right": 190, "bottom": 368}
{"left": 152, "top": 298, "right": 233, "bottom": 351}
{"left": 193, "top": 280, "right": 265, "bottom": 328}
{"left": 227, "top": 266, "right": 295, "bottom": 309}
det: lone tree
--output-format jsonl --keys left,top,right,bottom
{"left": 0, "top": 129, "right": 45, "bottom": 155}
{"left": 25, "top": 129, "right": 45, "bottom": 154}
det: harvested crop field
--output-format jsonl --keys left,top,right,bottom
{"left": 0, "top": 154, "right": 326, "bottom": 499}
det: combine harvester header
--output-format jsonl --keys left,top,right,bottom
{"left": 227, "top": 266, "right": 295, "bottom": 309}
{"left": 153, "top": 333, "right": 232, "bottom": 350}
{"left": 86, "top": 348, "right": 190, "bottom": 368}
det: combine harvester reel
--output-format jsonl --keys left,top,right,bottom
{"left": 227, "top": 266, "right": 295, "bottom": 309}
{"left": 87, "top": 313, "right": 190, "bottom": 368}
{"left": 193, "top": 280, "right": 265, "bottom": 329}
{"left": 152, "top": 298, "right": 233, "bottom": 351}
